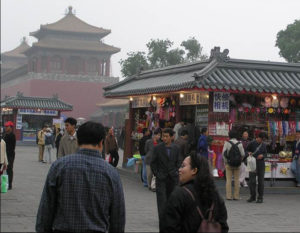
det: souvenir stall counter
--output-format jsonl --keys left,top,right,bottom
{"left": 130, "top": 96, "right": 178, "bottom": 152}
{"left": 228, "top": 93, "right": 300, "bottom": 180}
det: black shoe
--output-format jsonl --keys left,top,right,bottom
{"left": 256, "top": 199, "right": 263, "bottom": 203}
{"left": 8, "top": 186, "right": 12, "bottom": 190}
{"left": 247, "top": 198, "right": 255, "bottom": 202}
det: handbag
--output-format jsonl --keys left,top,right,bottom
{"left": 183, "top": 186, "right": 221, "bottom": 233}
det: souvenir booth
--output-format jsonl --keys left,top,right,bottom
{"left": 1, "top": 93, "right": 73, "bottom": 141}
{"left": 104, "top": 47, "right": 300, "bottom": 179}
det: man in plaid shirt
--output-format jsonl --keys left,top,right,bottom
{"left": 36, "top": 121, "right": 125, "bottom": 233}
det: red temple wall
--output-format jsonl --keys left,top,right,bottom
{"left": 1, "top": 79, "right": 111, "bottom": 119}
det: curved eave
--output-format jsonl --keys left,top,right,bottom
{"left": 30, "top": 27, "right": 110, "bottom": 40}
{"left": 24, "top": 44, "right": 120, "bottom": 55}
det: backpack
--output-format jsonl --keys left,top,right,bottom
{"left": 183, "top": 186, "right": 221, "bottom": 233}
{"left": 225, "top": 141, "right": 242, "bottom": 167}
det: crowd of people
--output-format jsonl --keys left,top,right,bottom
{"left": 1, "top": 118, "right": 300, "bottom": 232}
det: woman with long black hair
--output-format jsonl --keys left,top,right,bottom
{"left": 161, "top": 151, "right": 229, "bottom": 232}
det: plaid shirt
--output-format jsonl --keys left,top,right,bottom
{"left": 36, "top": 148, "right": 125, "bottom": 233}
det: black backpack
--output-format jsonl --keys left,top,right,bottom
{"left": 225, "top": 141, "right": 242, "bottom": 167}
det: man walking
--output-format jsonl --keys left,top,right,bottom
{"left": 151, "top": 128, "right": 180, "bottom": 230}
{"left": 105, "top": 127, "right": 119, "bottom": 167}
{"left": 37, "top": 126, "right": 47, "bottom": 162}
{"left": 58, "top": 117, "right": 78, "bottom": 158}
{"left": 246, "top": 132, "right": 267, "bottom": 203}
{"left": 3, "top": 121, "right": 16, "bottom": 190}
{"left": 174, "top": 129, "right": 189, "bottom": 165}
{"left": 36, "top": 121, "right": 125, "bottom": 233}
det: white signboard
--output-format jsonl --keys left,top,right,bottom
{"left": 132, "top": 97, "right": 151, "bottom": 108}
{"left": 179, "top": 92, "right": 209, "bottom": 106}
{"left": 16, "top": 114, "right": 22, "bottom": 129}
{"left": 213, "top": 92, "right": 230, "bottom": 112}
{"left": 18, "top": 109, "right": 58, "bottom": 116}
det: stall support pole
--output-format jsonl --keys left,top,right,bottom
{"left": 123, "top": 102, "right": 134, "bottom": 168}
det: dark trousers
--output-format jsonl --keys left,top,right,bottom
{"left": 249, "top": 161, "right": 265, "bottom": 200}
{"left": 109, "top": 150, "right": 119, "bottom": 167}
{"left": 156, "top": 176, "right": 178, "bottom": 230}
{"left": 7, "top": 155, "right": 15, "bottom": 188}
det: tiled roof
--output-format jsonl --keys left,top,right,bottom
{"left": 30, "top": 7, "right": 110, "bottom": 37}
{"left": 104, "top": 47, "right": 300, "bottom": 97}
{"left": 28, "top": 38, "right": 120, "bottom": 54}
{"left": 2, "top": 38, "right": 30, "bottom": 58}
{"left": 96, "top": 98, "right": 129, "bottom": 107}
{"left": 1, "top": 93, "right": 73, "bottom": 111}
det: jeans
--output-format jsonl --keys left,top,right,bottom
{"left": 45, "top": 145, "right": 53, "bottom": 163}
{"left": 141, "top": 156, "right": 148, "bottom": 187}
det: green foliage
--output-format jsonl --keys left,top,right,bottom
{"left": 119, "top": 52, "right": 149, "bottom": 77}
{"left": 146, "top": 39, "right": 174, "bottom": 68}
{"left": 120, "top": 37, "right": 208, "bottom": 77}
{"left": 167, "top": 48, "right": 185, "bottom": 65}
{"left": 276, "top": 19, "right": 300, "bottom": 63}
{"left": 181, "top": 37, "right": 208, "bottom": 62}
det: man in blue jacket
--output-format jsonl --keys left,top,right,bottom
{"left": 197, "top": 127, "right": 208, "bottom": 159}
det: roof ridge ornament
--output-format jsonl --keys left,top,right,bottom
{"left": 209, "top": 47, "right": 229, "bottom": 62}
{"left": 52, "top": 94, "right": 59, "bottom": 99}
{"left": 67, "top": 6, "right": 74, "bottom": 15}
{"left": 16, "top": 91, "right": 23, "bottom": 97}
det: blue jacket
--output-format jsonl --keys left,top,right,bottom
{"left": 197, "top": 135, "right": 208, "bottom": 158}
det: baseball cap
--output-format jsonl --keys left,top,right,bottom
{"left": 4, "top": 121, "right": 14, "bottom": 127}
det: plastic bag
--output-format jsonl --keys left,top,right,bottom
{"left": 246, "top": 155, "right": 256, "bottom": 172}
{"left": 126, "top": 157, "right": 136, "bottom": 167}
{"left": 151, "top": 176, "right": 156, "bottom": 190}
{"left": 1, "top": 174, "right": 8, "bottom": 193}
{"left": 105, "top": 154, "right": 112, "bottom": 163}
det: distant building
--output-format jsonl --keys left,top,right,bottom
{"left": 1, "top": 37, "right": 30, "bottom": 74}
{"left": 1, "top": 6, "right": 120, "bottom": 119}
{"left": 90, "top": 98, "right": 128, "bottom": 128}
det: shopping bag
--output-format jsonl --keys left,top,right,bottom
{"left": 291, "top": 158, "right": 297, "bottom": 174}
{"left": 105, "top": 154, "right": 112, "bottom": 163}
{"left": 246, "top": 155, "right": 256, "bottom": 172}
{"left": 151, "top": 176, "right": 156, "bottom": 190}
{"left": 126, "top": 157, "right": 136, "bottom": 167}
{"left": 1, "top": 174, "right": 8, "bottom": 193}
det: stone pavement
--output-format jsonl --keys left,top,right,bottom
{"left": 1, "top": 146, "right": 300, "bottom": 232}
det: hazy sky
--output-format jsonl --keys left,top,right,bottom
{"left": 2, "top": 0, "right": 300, "bottom": 79}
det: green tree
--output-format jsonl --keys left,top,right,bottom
{"left": 119, "top": 37, "right": 208, "bottom": 77}
{"left": 276, "top": 19, "right": 300, "bottom": 63}
{"left": 167, "top": 48, "right": 185, "bottom": 65}
{"left": 181, "top": 37, "right": 208, "bottom": 62}
{"left": 146, "top": 39, "right": 174, "bottom": 68}
{"left": 119, "top": 51, "right": 149, "bottom": 77}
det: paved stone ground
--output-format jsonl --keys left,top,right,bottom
{"left": 1, "top": 146, "right": 300, "bottom": 232}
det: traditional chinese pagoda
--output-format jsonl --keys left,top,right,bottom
{"left": 1, "top": 6, "right": 120, "bottom": 119}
